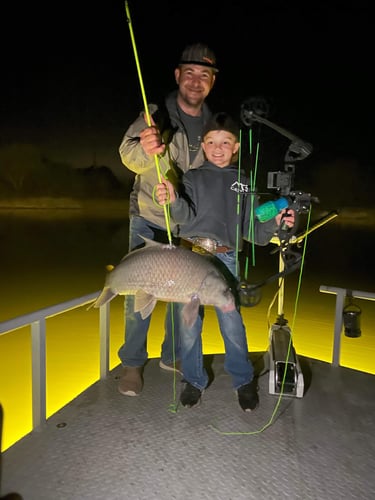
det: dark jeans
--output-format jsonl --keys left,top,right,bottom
{"left": 178, "top": 251, "right": 254, "bottom": 390}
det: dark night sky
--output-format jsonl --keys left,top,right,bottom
{"left": 1, "top": 1, "right": 373, "bottom": 183}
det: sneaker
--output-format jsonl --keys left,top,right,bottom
{"left": 180, "top": 382, "right": 203, "bottom": 408}
{"left": 118, "top": 366, "right": 143, "bottom": 396}
{"left": 159, "top": 359, "right": 182, "bottom": 375}
{"left": 237, "top": 379, "right": 259, "bottom": 412}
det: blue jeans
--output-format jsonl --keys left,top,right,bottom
{"left": 117, "top": 215, "right": 181, "bottom": 367}
{"left": 179, "top": 251, "right": 254, "bottom": 390}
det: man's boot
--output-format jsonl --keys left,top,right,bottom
{"left": 118, "top": 366, "right": 143, "bottom": 396}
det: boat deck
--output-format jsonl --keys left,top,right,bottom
{"left": 2, "top": 352, "right": 375, "bottom": 500}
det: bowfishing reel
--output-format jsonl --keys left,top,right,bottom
{"left": 238, "top": 248, "right": 303, "bottom": 307}
{"left": 238, "top": 282, "right": 262, "bottom": 307}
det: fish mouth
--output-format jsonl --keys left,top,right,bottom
{"left": 216, "top": 289, "right": 236, "bottom": 312}
{"left": 220, "top": 297, "right": 236, "bottom": 313}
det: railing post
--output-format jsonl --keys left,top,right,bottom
{"left": 0, "top": 291, "right": 100, "bottom": 432}
{"left": 31, "top": 319, "right": 47, "bottom": 429}
{"left": 332, "top": 290, "right": 346, "bottom": 367}
{"left": 320, "top": 285, "right": 375, "bottom": 367}
{"left": 99, "top": 303, "right": 110, "bottom": 379}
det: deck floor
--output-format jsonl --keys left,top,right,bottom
{"left": 2, "top": 353, "right": 375, "bottom": 500}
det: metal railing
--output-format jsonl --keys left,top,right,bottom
{"left": 0, "top": 292, "right": 109, "bottom": 431}
{"left": 1, "top": 285, "right": 374, "bottom": 435}
{"left": 319, "top": 285, "right": 375, "bottom": 366}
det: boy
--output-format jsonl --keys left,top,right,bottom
{"left": 155, "top": 112, "right": 294, "bottom": 411}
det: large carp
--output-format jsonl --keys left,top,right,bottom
{"left": 91, "top": 237, "right": 235, "bottom": 327}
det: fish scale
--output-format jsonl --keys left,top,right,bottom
{"left": 92, "top": 238, "right": 235, "bottom": 327}
{"left": 111, "top": 246, "right": 216, "bottom": 298}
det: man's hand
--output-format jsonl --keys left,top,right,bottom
{"left": 139, "top": 114, "right": 166, "bottom": 156}
{"left": 155, "top": 177, "right": 176, "bottom": 205}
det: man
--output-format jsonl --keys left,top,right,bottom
{"left": 117, "top": 43, "right": 218, "bottom": 396}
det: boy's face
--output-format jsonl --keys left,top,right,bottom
{"left": 202, "top": 130, "right": 240, "bottom": 168}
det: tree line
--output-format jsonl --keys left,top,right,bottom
{"left": 0, "top": 143, "right": 130, "bottom": 199}
{"left": 0, "top": 143, "right": 371, "bottom": 208}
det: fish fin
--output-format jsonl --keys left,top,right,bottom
{"left": 181, "top": 295, "right": 201, "bottom": 328}
{"left": 117, "top": 236, "right": 161, "bottom": 261}
{"left": 139, "top": 235, "right": 176, "bottom": 249}
{"left": 138, "top": 235, "right": 163, "bottom": 247}
{"left": 89, "top": 288, "right": 117, "bottom": 309}
{"left": 134, "top": 291, "right": 157, "bottom": 319}
{"left": 117, "top": 236, "right": 175, "bottom": 261}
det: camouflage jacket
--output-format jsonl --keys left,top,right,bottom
{"left": 119, "top": 90, "right": 213, "bottom": 232}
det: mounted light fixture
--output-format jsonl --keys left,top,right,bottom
{"left": 343, "top": 295, "right": 362, "bottom": 338}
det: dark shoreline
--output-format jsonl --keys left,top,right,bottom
{"left": 0, "top": 199, "right": 373, "bottom": 228}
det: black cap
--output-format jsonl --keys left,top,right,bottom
{"left": 179, "top": 43, "right": 218, "bottom": 72}
{"left": 203, "top": 112, "right": 240, "bottom": 140}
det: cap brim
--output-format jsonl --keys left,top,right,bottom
{"left": 179, "top": 60, "right": 218, "bottom": 72}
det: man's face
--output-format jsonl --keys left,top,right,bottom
{"left": 175, "top": 64, "right": 216, "bottom": 108}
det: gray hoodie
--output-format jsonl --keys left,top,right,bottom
{"left": 170, "top": 160, "right": 279, "bottom": 249}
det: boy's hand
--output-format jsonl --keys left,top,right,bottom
{"left": 276, "top": 208, "right": 295, "bottom": 228}
{"left": 155, "top": 177, "right": 176, "bottom": 205}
